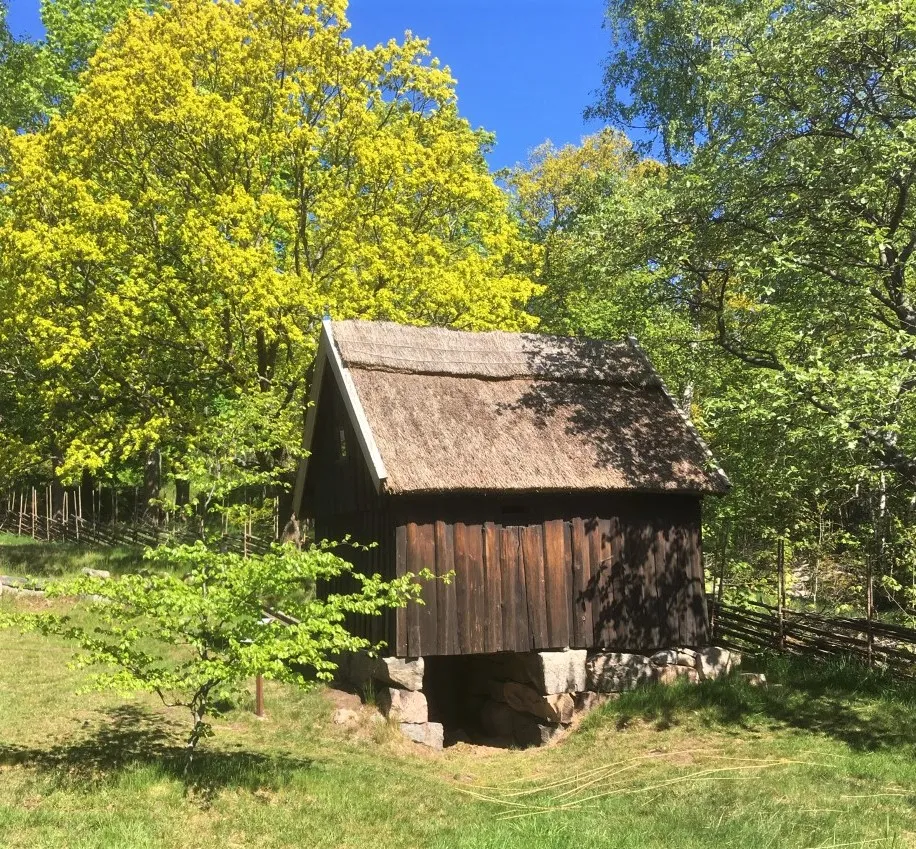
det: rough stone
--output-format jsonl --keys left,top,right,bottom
{"left": 80, "top": 568, "right": 111, "bottom": 579}
{"left": 574, "top": 691, "right": 606, "bottom": 713}
{"left": 400, "top": 721, "right": 444, "bottom": 750}
{"left": 676, "top": 648, "right": 699, "bottom": 667}
{"left": 349, "top": 652, "right": 425, "bottom": 691}
{"left": 587, "top": 652, "right": 655, "bottom": 693}
{"left": 332, "top": 708, "right": 358, "bottom": 725}
{"left": 516, "top": 649, "right": 587, "bottom": 694}
{"left": 512, "top": 712, "right": 561, "bottom": 747}
{"left": 694, "top": 646, "right": 733, "bottom": 680}
{"left": 480, "top": 699, "right": 516, "bottom": 738}
{"left": 650, "top": 649, "right": 679, "bottom": 667}
{"left": 657, "top": 665, "right": 700, "bottom": 686}
{"left": 377, "top": 687, "right": 428, "bottom": 724}
{"left": 499, "top": 682, "right": 574, "bottom": 723}
{"left": 740, "top": 672, "right": 767, "bottom": 687}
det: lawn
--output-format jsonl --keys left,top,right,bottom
{"left": 1, "top": 542, "right": 915, "bottom": 849}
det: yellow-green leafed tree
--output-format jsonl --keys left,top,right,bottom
{"left": 0, "top": 0, "right": 539, "bottom": 486}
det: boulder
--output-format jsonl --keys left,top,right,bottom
{"left": 649, "top": 649, "right": 679, "bottom": 667}
{"left": 500, "top": 682, "right": 574, "bottom": 724}
{"left": 515, "top": 649, "right": 587, "bottom": 695}
{"left": 80, "top": 568, "right": 111, "bottom": 579}
{"left": 512, "top": 712, "right": 561, "bottom": 747}
{"left": 349, "top": 652, "right": 425, "bottom": 691}
{"left": 657, "top": 665, "right": 700, "bottom": 686}
{"left": 400, "top": 721, "right": 444, "bottom": 750}
{"left": 694, "top": 646, "right": 733, "bottom": 680}
{"left": 377, "top": 687, "right": 428, "bottom": 724}
{"left": 676, "top": 648, "right": 699, "bottom": 667}
{"left": 480, "top": 699, "right": 516, "bottom": 738}
{"left": 574, "top": 691, "right": 606, "bottom": 713}
{"left": 586, "top": 652, "right": 655, "bottom": 692}
{"left": 740, "top": 672, "right": 767, "bottom": 687}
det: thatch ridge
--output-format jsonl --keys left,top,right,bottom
{"left": 332, "top": 320, "right": 658, "bottom": 384}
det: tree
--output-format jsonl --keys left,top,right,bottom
{"left": 0, "top": 0, "right": 538, "bottom": 491}
{"left": 0, "top": 1, "right": 44, "bottom": 130}
{"left": 585, "top": 0, "right": 916, "bottom": 606}
{"left": 2, "top": 539, "right": 434, "bottom": 764}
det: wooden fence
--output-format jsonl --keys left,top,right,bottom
{"left": 709, "top": 597, "right": 916, "bottom": 679}
{"left": 0, "top": 506, "right": 274, "bottom": 556}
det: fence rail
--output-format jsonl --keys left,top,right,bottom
{"left": 0, "top": 509, "right": 274, "bottom": 556}
{"left": 710, "top": 597, "right": 916, "bottom": 679}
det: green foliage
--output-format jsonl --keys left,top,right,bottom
{"left": 1, "top": 539, "right": 433, "bottom": 759}
{"left": 512, "top": 0, "right": 916, "bottom": 612}
{"left": 0, "top": 0, "right": 538, "bottom": 492}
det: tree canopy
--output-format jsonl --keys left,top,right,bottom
{"left": 0, "top": 0, "right": 538, "bottom": 489}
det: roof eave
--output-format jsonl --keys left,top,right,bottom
{"left": 292, "top": 319, "right": 389, "bottom": 515}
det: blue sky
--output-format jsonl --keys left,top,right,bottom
{"left": 4, "top": 0, "right": 611, "bottom": 171}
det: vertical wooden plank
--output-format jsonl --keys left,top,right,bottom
{"left": 483, "top": 522, "right": 502, "bottom": 653}
{"left": 587, "top": 518, "right": 605, "bottom": 646}
{"left": 645, "top": 519, "right": 662, "bottom": 650}
{"left": 454, "top": 522, "right": 473, "bottom": 655}
{"left": 664, "top": 514, "right": 685, "bottom": 649}
{"left": 435, "top": 520, "right": 458, "bottom": 655}
{"left": 688, "top": 509, "right": 708, "bottom": 645}
{"left": 405, "top": 522, "right": 422, "bottom": 656}
{"left": 543, "top": 519, "right": 570, "bottom": 647}
{"left": 500, "top": 527, "right": 527, "bottom": 652}
{"left": 563, "top": 521, "right": 578, "bottom": 648}
{"left": 598, "top": 518, "right": 619, "bottom": 647}
{"left": 415, "top": 522, "right": 437, "bottom": 656}
{"left": 521, "top": 525, "right": 549, "bottom": 649}
{"left": 571, "top": 517, "right": 593, "bottom": 648}
{"left": 465, "top": 524, "right": 486, "bottom": 653}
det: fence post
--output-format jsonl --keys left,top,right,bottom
{"left": 777, "top": 537, "right": 786, "bottom": 650}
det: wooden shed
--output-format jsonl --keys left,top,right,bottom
{"left": 292, "top": 318, "right": 729, "bottom": 660}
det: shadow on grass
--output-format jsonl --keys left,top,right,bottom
{"left": 0, "top": 540, "right": 146, "bottom": 579}
{"left": 589, "top": 653, "right": 916, "bottom": 754}
{"left": 0, "top": 703, "right": 320, "bottom": 801}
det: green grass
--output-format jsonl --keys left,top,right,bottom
{"left": 0, "top": 535, "right": 148, "bottom": 582}
{"left": 1, "top": 541, "right": 916, "bottom": 848}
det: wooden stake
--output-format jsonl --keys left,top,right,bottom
{"left": 255, "top": 674, "right": 265, "bottom": 718}
{"left": 777, "top": 538, "right": 786, "bottom": 650}
{"left": 31, "top": 487, "right": 37, "bottom": 540}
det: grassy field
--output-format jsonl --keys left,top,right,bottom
{"left": 1, "top": 541, "right": 915, "bottom": 848}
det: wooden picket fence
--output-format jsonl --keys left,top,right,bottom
{"left": 709, "top": 597, "right": 916, "bottom": 679}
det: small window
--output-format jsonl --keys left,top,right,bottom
{"left": 337, "top": 427, "right": 348, "bottom": 459}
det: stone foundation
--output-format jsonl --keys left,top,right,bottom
{"left": 341, "top": 645, "right": 738, "bottom": 750}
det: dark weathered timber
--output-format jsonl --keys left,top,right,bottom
{"left": 405, "top": 522, "right": 422, "bottom": 656}
{"left": 395, "top": 524, "right": 408, "bottom": 655}
{"left": 500, "top": 525, "right": 528, "bottom": 652}
{"left": 543, "top": 519, "right": 570, "bottom": 647}
{"left": 483, "top": 522, "right": 502, "bottom": 653}
{"left": 521, "top": 525, "right": 549, "bottom": 648}
{"left": 453, "top": 522, "right": 473, "bottom": 655}
{"left": 571, "top": 517, "right": 592, "bottom": 647}
{"left": 303, "top": 420, "right": 711, "bottom": 656}
{"left": 435, "top": 520, "right": 458, "bottom": 655}
{"left": 414, "top": 522, "right": 437, "bottom": 655}
{"left": 465, "top": 524, "right": 486, "bottom": 654}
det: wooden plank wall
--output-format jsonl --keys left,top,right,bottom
{"left": 304, "top": 371, "right": 398, "bottom": 651}
{"left": 394, "top": 495, "right": 707, "bottom": 657}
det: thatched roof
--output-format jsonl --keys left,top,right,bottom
{"left": 300, "top": 319, "right": 730, "bottom": 496}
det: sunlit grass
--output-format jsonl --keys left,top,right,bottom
{"left": 1, "top": 541, "right": 915, "bottom": 848}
